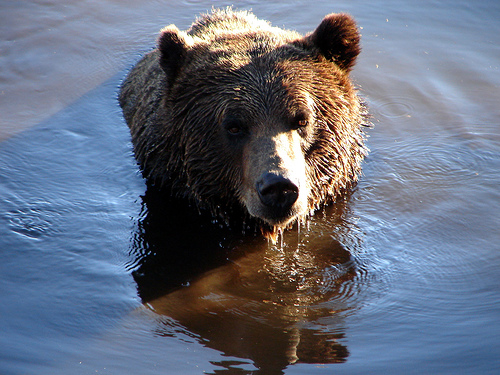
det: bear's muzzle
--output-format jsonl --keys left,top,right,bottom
{"left": 242, "top": 131, "right": 309, "bottom": 227}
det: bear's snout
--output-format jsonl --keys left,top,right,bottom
{"left": 256, "top": 173, "right": 299, "bottom": 212}
{"left": 242, "top": 131, "right": 309, "bottom": 227}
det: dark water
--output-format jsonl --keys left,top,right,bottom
{"left": 1, "top": 1, "right": 499, "bottom": 374}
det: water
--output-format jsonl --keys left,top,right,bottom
{"left": 1, "top": 1, "right": 499, "bottom": 374}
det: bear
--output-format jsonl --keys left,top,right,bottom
{"left": 119, "top": 8, "right": 367, "bottom": 238}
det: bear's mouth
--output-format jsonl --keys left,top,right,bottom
{"left": 255, "top": 205, "right": 306, "bottom": 243}
{"left": 259, "top": 209, "right": 300, "bottom": 228}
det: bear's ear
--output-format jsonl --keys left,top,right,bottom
{"left": 158, "top": 25, "right": 193, "bottom": 85}
{"left": 307, "top": 13, "right": 360, "bottom": 72}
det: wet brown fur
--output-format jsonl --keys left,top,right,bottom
{"left": 119, "top": 9, "right": 368, "bottom": 235}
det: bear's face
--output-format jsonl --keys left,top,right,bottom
{"left": 157, "top": 12, "right": 366, "bottom": 232}
{"left": 218, "top": 59, "right": 314, "bottom": 228}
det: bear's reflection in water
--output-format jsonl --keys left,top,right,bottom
{"left": 130, "top": 185, "right": 364, "bottom": 373}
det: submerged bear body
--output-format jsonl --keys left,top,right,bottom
{"left": 119, "top": 9, "right": 367, "bottom": 235}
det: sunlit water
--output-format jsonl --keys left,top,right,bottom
{"left": 1, "top": 1, "right": 499, "bottom": 374}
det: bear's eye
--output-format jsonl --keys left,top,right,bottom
{"left": 291, "top": 113, "right": 310, "bottom": 137}
{"left": 227, "top": 125, "right": 242, "bottom": 135}
{"left": 223, "top": 118, "right": 246, "bottom": 137}
{"left": 291, "top": 114, "right": 309, "bottom": 128}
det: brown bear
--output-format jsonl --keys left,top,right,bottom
{"left": 119, "top": 8, "right": 367, "bottom": 237}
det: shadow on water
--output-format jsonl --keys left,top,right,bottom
{"left": 129, "top": 185, "right": 368, "bottom": 373}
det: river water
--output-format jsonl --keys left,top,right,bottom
{"left": 1, "top": 1, "right": 499, "bottom": 374}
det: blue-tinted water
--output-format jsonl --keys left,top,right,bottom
{"left": 1, "top": 1, "right": 499, "bottom": 374}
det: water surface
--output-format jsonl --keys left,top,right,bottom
{"left": 1, "top": 1, "right": 499, "bottom": 374}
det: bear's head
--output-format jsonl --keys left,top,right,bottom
{"left": 154, "top": 11, "right": 366, "bottom": 235}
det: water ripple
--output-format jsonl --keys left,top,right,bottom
{"left": 372, "top": 96, "right": 415, "bottom": 119}
{"left": 6, "top": 202, "right": 61, "bottom": 240}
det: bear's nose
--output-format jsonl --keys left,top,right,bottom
{"left": 256, "top": 173, "right": 299, "bottom": 211}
